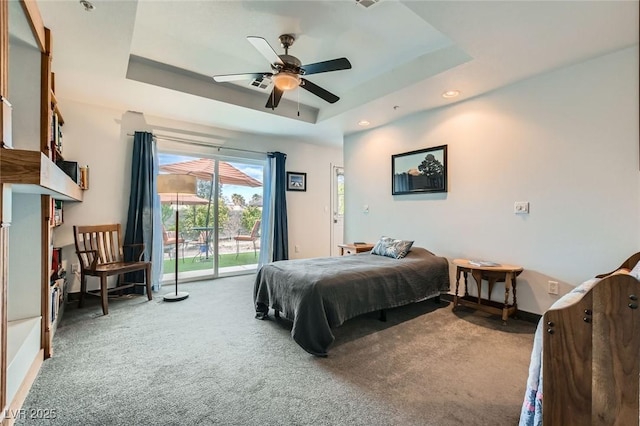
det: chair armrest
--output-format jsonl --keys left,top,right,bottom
{"left": 123, "top": 243, "right": 146, "bottom": 261}
{"left": 76, "top": 249, "right": 99, "bottom": 271}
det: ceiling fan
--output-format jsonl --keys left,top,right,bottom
{"left": 212, "top": 34, "right": 352, "bottom": 110}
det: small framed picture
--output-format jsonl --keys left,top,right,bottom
{"left": 286, "top": 172, "right": 307, "bottom": 192}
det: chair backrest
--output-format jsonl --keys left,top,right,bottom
{"left": 162, "top": 226, "right": 172, "bottom": 244}
{"left": 250, "top": 220, "right": 261, "bottom": 238}
{"left": 74, "top": 224, "right": 124, "bottom": 267}
{"left": 163, "top": 226, "right": 183, "bottom": 244}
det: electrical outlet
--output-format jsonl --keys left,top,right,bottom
{"left": 548, "top": 280, "right": 559, "bottom": 295}
{"left": 514, "top": 201, "right": 530, "bottom": 214}
{"left": 294, "top": 245, "right": 300, "bottom": 253}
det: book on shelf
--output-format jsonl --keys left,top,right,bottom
{"left": 50, "top": 111, "right": 63, "bottom": 161}
{"left": 468, "top": 260, "right": 501, "bottom": 267}
{"left": 50, "top": 284, "right": 59, "bottom": 323}
{"left": 50, "top": 277, "right": 65, "bottom": 323}
{"left": 53, "top": 200, "right": 63, "bottom": 226}
{"left": 51, "top": 247, "right": 63, "bottom": 281}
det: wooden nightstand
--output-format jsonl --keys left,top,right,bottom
{"left": 338, "top": 243, "right": 374, "bottom": 256}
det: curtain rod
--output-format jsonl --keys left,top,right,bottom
{"left": 127, "top": 133, "right": 267, "bottom": 156}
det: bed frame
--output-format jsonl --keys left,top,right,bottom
{"left": 542, "top": 252, "right": 640, "bottom": 425}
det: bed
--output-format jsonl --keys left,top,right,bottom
{"left": 253, "top": 246, "right": 450, "bottom": 356}
{"left": 519, "top": 252, "right": 640, "bottom": 425}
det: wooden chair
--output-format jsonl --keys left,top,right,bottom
{"left": 73, "top": 224, "right": 152, "bottom": 315}
{"left": 163, "top": 226, "right": 185, "bottom": 262}
{"left": 190, "top": 230, "right": 212, "bottom": 262}
{"left": 234, "top": 219, "right": 260, "bottom": 258}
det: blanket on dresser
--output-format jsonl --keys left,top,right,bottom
{"left": 518, "top": 277, "right": 601, "bottom": 426}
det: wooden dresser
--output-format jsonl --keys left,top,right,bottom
{"left": 338, "top": 243, "right": 374, "bottom": 256}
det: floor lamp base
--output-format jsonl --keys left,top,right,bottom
{"left": 163, "top": 292, "right": 189, "bottom": 302}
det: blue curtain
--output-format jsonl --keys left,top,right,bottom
{"left": 271, "top": 152, "right": 288, "bottom": 261}
{"left": 124, "top": 131, "right": 163, "bottom": 292}
{"left": 258, "top": 151, "right": 288, "bottom": 266}
{"left": 257, "top": 156, "right": 275, "bottom": 268}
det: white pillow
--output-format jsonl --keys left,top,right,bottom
{"left": 629, "top": 260, "right": 640, "bottom": 280}
{"left": 371, "top": 236, "right": 414, "bottom": 259}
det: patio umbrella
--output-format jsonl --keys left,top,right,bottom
{"left": 159, "top": 158, "right": 262, "bottom": 187}
{"left": 159, "top": 193, "right": 210, "bottom": 205}
{"left": 159, "top": 192, "right": 209, "bottom": 253}
{"left": 159, "top": 158, "right": 262, "bottom": 258}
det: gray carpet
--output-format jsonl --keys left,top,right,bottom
{"left": 17, "top": 275, "right": 536, "bottom": 425}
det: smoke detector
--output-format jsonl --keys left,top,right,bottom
{"left": 79, "top": 0, "right": 95, "bottom": 12}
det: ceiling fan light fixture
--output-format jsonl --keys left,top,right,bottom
{"left": 273, "top": 73, "right": 300, "bottom": 91}
{"left": 213, "top": 34, "right": 350, "bottom": 109}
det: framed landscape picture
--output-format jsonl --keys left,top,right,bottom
{"left": 392, "top": 145, "right": 447, "bottom": 195}
{"left": 286, "top": 171, "right": 307, "bottom": 191}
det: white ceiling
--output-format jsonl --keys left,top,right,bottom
{"left": 32, "top": 0, "right": 638, "bottom": 146}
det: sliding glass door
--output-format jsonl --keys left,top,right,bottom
{"left": 216, "top": 159, "right": 264, "bottom": 275}
{"left": 158, "top": 152, "right": 264, "bottom": 283}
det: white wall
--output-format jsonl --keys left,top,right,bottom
{"left": 52, "top": 102, "right": 342, "bottom": 292}
{"left": 8, "top": 39, "right": 40, "bottom": 151}
{"left": 7, "top": 195, "right": 42, "bottom": 321}
{"left": 344, "top": 46, "right": 640, "bottom": 315}
{"left": 7, "top": 39, "right": 43, "bottom": 321}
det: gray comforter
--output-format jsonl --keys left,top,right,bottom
{"left": 253, "top": 247, "right": 450, "bottom": 356}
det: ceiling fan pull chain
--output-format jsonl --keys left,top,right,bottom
{"left": 297, "top": 89, "right": 300, "bottom": 116}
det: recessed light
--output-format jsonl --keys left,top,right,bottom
{"left": 358, "top": 120, "right": 370, "bottom": 126}
{"left": 442, "top": 90, "right": 460, "bottom": 98}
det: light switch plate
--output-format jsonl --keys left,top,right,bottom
{"left": 514, "top": 201, "right": 529, "bottom": 214}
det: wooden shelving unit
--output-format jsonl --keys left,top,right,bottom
{"left": 0, "top": 149, "right": 83, "bottom": 201}
{"left": 0, "top": 1, "right": 82, "bottom": 423}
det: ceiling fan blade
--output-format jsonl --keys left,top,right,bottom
{"left": 265, "top": 86, "right": 284, "bottom": 109}
{"left": 302, "top": 58, "right": 352, "bottom": 76}
{"left": 300, "top": 78, "right": 339, "bottom": 104}
{"left": 213, "top": 72, "right": 271, "bottom": 83}
{"left": 247, "top": 36, "right": 285, "bottom": 66}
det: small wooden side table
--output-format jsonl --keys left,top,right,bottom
{"left": 338, "top": 243, "right": 374, "bottom": 256}
{"left": 452, "top": 259, "right": 523, "bottom": 324}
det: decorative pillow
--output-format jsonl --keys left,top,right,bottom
{"left": 371, "top": 236, "right": 414, "bottom": 259}
{"left": 630, "top": 260, "right": 640, "bottom": 280}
